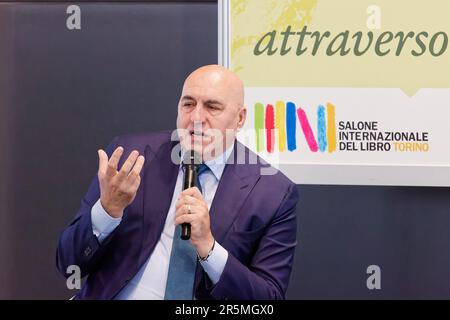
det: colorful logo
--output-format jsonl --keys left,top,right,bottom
{"left": 254, "top": 102, "right": 337, "bottom": 153}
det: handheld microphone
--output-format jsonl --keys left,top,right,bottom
{"left": 181, "top": 150, "right": 201, "bottom": 240}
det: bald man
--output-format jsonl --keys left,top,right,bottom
{"left": 56, "top": 65, "right": 299, "bottom": 300}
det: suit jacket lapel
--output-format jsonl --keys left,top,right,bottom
{"left": 194, "top": 143, "right": 261, "bottom": 292}
{"left": 209, "top": 164, "right": 260, "bottom": 243}
{"left": 139, "top": 140, "right": 179, "bottom": 266}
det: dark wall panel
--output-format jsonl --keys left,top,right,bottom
{"left": 0, "top": 2, "right": 217, "bottom": 299}
{"left": 0, "top": 5, "right": 15, "bottom": 299}
{"left": 287, "top": 185, "right": 450, "bottom": 299}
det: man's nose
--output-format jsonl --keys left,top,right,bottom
{"left": 190, "top": 105, "right": 206, "bottom": 123}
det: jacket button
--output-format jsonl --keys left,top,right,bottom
{"left": 84, "top": 246, "right": 92, "bottom": 257}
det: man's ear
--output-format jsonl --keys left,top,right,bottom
{"left": 237, "top": 106, "right": 247, "bottom": 130}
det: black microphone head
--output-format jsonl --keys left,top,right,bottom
{"left": 182, "top": 149, "right": 202, "bottom": 166}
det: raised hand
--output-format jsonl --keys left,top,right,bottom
{"left": 97, "top": 146, "right": 145, "bottom": 218}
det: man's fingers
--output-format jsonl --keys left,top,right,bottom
{"left": 181, "top": 187, "right": 203, "bottom": 200}
{"left": 175, "top": 212, "right": 197, "bottom": 225}
{"left": 128, "top": 155, "right": 145, "bottom": 178}
{"left": 175, "top": 203, "right": 203, "bottom": 219}
{"left": 120, "top": 155, "right": 145, "bottom": 191}
{"left": 106, "top": 147, "right": 124, "bottom": 177}
{"left": 130, "top": 175, "right": 142, "bottom": 192}
{"left": 121, "top": 173, "right": 142, "bottom": 195}
{"left": 122, "top": 164, "right": 143, "bottom": 193}
{"left": 175, "top": 195, "right": 196, "bottom": 211}
{"left": 98, "top": 149, "right": 108, "bottom": 175}
{"left": 116, "top": 150, "right": 139, "bottom": 180}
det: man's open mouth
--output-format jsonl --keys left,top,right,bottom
{"left": 190, "top": 130, "right": 204, "bottom": 137}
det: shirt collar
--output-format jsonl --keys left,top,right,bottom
{"left": 204, "top": 143, "right": 234, "bottom": 181}
{"left": 179, "top": 143, "right": 234, "bottom": 181}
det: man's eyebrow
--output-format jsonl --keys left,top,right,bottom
{"left": 181, "top": 95, "right": 196, "bottom": 101}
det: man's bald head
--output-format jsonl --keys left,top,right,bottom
{"left": 182, "top": 65, "right": 244, "bottom": 110}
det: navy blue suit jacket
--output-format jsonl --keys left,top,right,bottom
{"left": 56, "top": 131, "right": 298, "bottom": 299}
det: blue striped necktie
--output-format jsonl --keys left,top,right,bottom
{"left": 164, "top": 164, "right": 209, "bottom": 300}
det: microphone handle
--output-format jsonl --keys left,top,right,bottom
{"left": 181, "top": 164, "right": 197, "bottom": 240}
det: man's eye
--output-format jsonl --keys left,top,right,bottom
{"left": 184, "top": 103, "right": 194, "bottom": 107}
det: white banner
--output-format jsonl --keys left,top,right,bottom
{"left": 219, "top": 0, "right": 450, "bottom": 186}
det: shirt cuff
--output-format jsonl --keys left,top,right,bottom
{"left": 199, "top": 241, "right": 228, "bottom": 285}
{"left": 91, "top": 199, "right": 122, "bottom": 243}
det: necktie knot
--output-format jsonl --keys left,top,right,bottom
{"left": 196, "top": 164, "right": 209, "bottom": 176}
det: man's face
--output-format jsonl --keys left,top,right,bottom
{"left": 176, "top": 68, "right": 246, "bottom": 160}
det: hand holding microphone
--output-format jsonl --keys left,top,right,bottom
{"left": 175, "top": 150, "right": 214, "bottom": 258}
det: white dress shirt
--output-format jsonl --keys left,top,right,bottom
{"left": 90, "top": 147, "right": 233, "bottom": 299}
